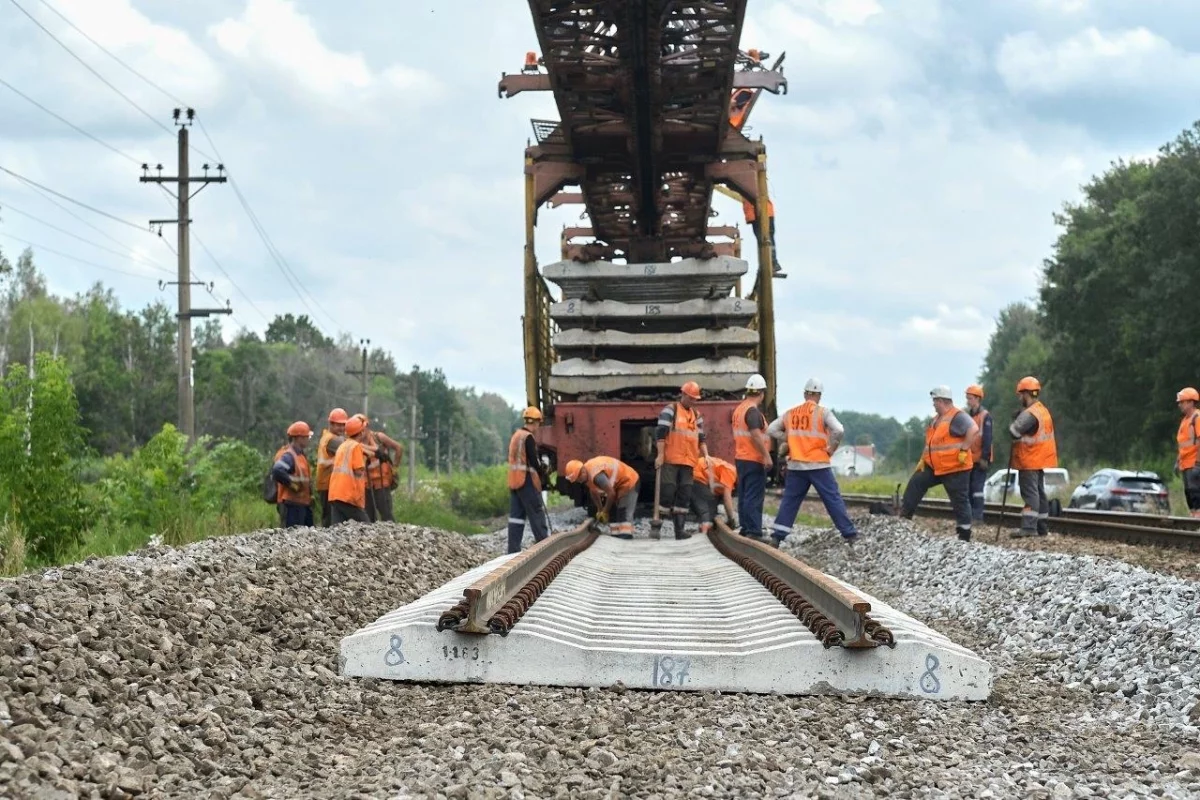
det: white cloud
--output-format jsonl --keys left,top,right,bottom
{"left": 996, "top": 27, "right": 1200, "bottom": 96}
{"left": 900, "top": 304, "right": 993, "bottom": 352}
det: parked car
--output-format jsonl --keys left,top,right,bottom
{"left": 983, "top": 468, "right": 1071, "bottom": 504}
{"left": 1067, "top": 468, "right": 1170, "bottom": 514}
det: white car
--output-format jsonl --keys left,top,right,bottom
{"left": 983, "top": 468, "right": 1071, "bottom": 504}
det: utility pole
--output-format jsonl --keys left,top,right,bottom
{"left": 447, "top": 421, "right": 454, "bottom": 475}
{"left": 408, "top": 365, "right": 419, "bottom": 496}
{"left": 434, "top": 415, "right": 441, "bottom": 477}
{"left": 140, "top": 108, "right": 230, "bottom": 442}
{"left": 344, "top": 338, "right": 387, "bottom": 416}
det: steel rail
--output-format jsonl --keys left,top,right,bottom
{"left": 436, "top": 520, "right": 598, "bottom": 635}
{"left": 709, "top": 519, "right": 894, "bottom": 649}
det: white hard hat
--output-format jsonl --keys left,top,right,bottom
{"left": 804, "top": 378, "right": 823, "bottom": 393}
{"left": 745, "top": 373, "right": 767, "bottom": 391}
{"left": 930, "top": 385, "right": 953, "bottom": 400}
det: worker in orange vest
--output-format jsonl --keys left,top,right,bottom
{"left": 741, "top": 197, "right": 784, "bottom": 278}
{"left": 328, "top": 414, "right": 372, "bottom": 525}
{"left": 767, "top": 378, "right": 859, "bottom": 545}
{"left": 272, "top": 421, "right": 314, "bottom": 528}
{"left": 1175, "top": 387, "right": 1200, "bottom": 518}
{"left": 900, "top": 386, "right": 980, "bottom": 541}
{"left": 563, "top": 456, "right": 640, "bottom": 539}
{"left": 692, "top": 456, "right": 737, "bottom": 534}
{"left": 1008, "top": 376, "right": 1058, "bottom": 537}
{"left": 315, "top": 408, "right": 348, "bottom": 527}
{"left": 655, "top": 381, "right": 712, "bottom": 541}
{"left": 353, "top": 413, "right": 404, "bottom": 523}
{"left": 732, "top": 373, "right": 773, "bottom": 537}
{"left": 964, "top": 385, "right": 993, "bottom": 523}
{"left": 506, "top": 407, "right": 551, "bottom": 554}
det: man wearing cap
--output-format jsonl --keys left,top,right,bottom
{"left": 654, "top": 381, "right": 712, "bottom": 540}
{"left": 1176, "top": 387, "right": 1200, "bottom": 518}
{"left": 1009, "top": 376, "right": 1057, "bottom": 537}
{"left": 732, "top": 373, "right": 773, "bottom": 538}
{"left": 766, "top": 378, "right": 860, "bottom": 546}
{"left": 965, "top": 385, "right": 993, "bottom": 523}
{"left": 900, "top": 386, "right": 980, "bottom": 541}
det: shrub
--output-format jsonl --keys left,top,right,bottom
{"left": 437, "top": 465, "right": 509, "bottom": 519}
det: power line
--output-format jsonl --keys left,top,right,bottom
{"left": 0, "top": 165, "right": 148, "bottom": 231}
{"left": 192, "top": 231, "right": 273, "bottom": 325}
{"left": 0, "top": 77, "right": 143, "bottom": 166}
{"left": 0, "top": 199, "right": 173, "bottom": 275}
{"left": 0, "top": 231, "right": 158, "bottom": 279}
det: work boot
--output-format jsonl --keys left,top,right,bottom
{"left": 955, "top": 527, "right": 971, "bottom": 542}
{"left": 672, "top": 515, "right": 691, "bottom": 540}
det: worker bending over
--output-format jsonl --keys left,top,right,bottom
{"left": 1175, "top": 387, "right": 1200, "bottom": 518}
{"left": 733, "top": 373, "right": 773, "bottom": 538}
{"left": 506, "top": 407, "right": 551, "bottom": 554}
{"left": 768, "top": 379, "right": 859, "bottom": 546}
{"left": 328, "top": 414, "right": 374, "bottom": 524}
{"left": 964, "top": 385, "right": 993, "bottom": 522}
{"left": 655, "top": 381, "right": 712, "bottom": 541}
{"left": 272, "top": 421, "right": 314, "bottom": 528}
{"left": 692, "top": 456, "right": 737, "bottom": 534}
{"left": 564, "top": 456, "right": 640, "bottom": 539}
{"left": 900, "top": 386, "right": 979, "bottom": 541}
{"left": 355, "top": 414, "right": 404, "bottom": 523}
{"left": 1009, "top": 376, "right": 1057, "bottom": 537}
{"left": 315, "top": 408, "right": 348, "bottom": 527}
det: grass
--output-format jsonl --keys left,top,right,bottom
{"left": 393, "top": 497, "right": 488, "bottom": 535}
{"left": 0, "top": 517, "right": 26, "bottom": 577}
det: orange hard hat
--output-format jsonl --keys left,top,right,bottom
{"left": 353, "top": 413, "right": 368, "bottom": 425}
{"left": 1177, "top": 387, "right": 1199, "bottom": 402}
{"left": 681, "top": 381, "right": 701, "bottom": 399}
{"left": 522, "top": 406, "right": 543, "bottom": 422}
{"left": 345, "top": 416, "right": 366, "bottom": 437}
{"left": 966, "top": 384, "right": 984, "bottom": 399}
{"left": 563, "top": 459, "right": 584, "bottom": 482}
{"left": 1016, "top": 376, "right": 1041, "bottom": 394}
{"left": 286, "top": 421, "right": 312, "bottom": 438}
{"left": 328, "top": 408, "right": 348, "bottom": 425}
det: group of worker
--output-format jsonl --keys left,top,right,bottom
{"left": 270, "top": 408, "right": 404, "bottom": 528}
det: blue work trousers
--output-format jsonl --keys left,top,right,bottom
{"left": 735, "top": 459, "right": 767, "bottom": 534}
{"left": 969, "top": 465, "right": 987, "bottom": 521}
{"left": 771, "top": 467, "right": 858, "bottom": 542}
{"left": 507, "top": 481, "right": 550, "bottom": 554}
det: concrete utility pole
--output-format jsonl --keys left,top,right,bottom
{"left": 140, "top": 108, "right": 230, "bottom": 442}
{"left": 344, "top": 338, "right": 387, "bottom": 416}
{"left": 408, "top": 366, "right": 420, "bottom": 496}
{"left": 434, "top": 415, "right": 441, "bottom": 477}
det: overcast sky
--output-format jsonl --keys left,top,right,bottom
{"left": 1, "top": 0, "right": 1196, "bottom": 422}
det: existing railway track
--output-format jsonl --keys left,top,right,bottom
{"left": 773, "top": 488, "right": 1200, "bottom": 551}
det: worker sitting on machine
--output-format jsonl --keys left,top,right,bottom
{"left": 563, "top": 456, "right": 640, "bottom": 540}
{"left": 692, "top": 455, "right": 738, "bottom": 534}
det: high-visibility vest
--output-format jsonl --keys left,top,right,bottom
{"left": 583, "top": 456, "right": 638, "bottom": 498}
{"left": 1012, "top": 402, "right": 1058, "bottom": 470}
{"left": 315, "top": 429, "right": 337, "bottom": 491}
{"left": 924, "top": 407, "right": 972, "bottom": 476}
{"left": 733, "top": 399, "right": 771, "bottom": 465}
{"left": 275, "top": 447, "right": 312, "bottom": 506}
{"left": 969, "top": 408, "right": 992, "bottom": 463}
{"left": 783, "top": 401, "right": 831, "bottom": 464}
{"left": 1178, "top": 412, "right": 1200, "bottom": 470}
{"left": 663, "top": 403, "right": 701, "bottom": 467}
{"left": 328, "top": 439, "right": 367, "bottom": 509}
{"left": 742, "top": 198, "right": 775, "bottom": 224}
{"left": 694, "top": 457, "right": 737, "bottom": 496}
{"left": 363, "top": 430, "right": 395, "bottom": 491}
{"left": 507, "top": 429, "right": 541, "bottom": 491}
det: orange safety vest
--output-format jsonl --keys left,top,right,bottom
{"left": 969, "top": 408, "right": 992, "bottom": 463}
{"left": 663, "top": 403, "right": 702, "bottom": 467}
{"left": 1012, "top": 402, "right": 1058, "bottom": 471}
{"left": 694, "top": 457, "right": 737, "bottom": 496}
{"left": 1178, "top": 412, "right": 1200, "bottom": 470}
{"left": 507, "top": 428, "right": 541, "bottom": 491}
{"left": 784, "top": 401, "right": 831, "bottom": 464}
{"left": 328, "top": 439, "right": 367, "bottom": 509}
{"left": 742, "top": 198, "right": 775, "bottom": 224}
{"left": 583, "top": 456, "right": 639, "bottom": 498}
{"left": 363, "top": 430, "right": 395, "bottom": 491}
{"left": 923, "top": 407, "right": 973, "bottom": 477}
{"left": 733, "top": 399, "right": 771, "bottom": 465}
{"left": 275, "top": 446, "right": 312, "bottom": 506}
{"left": 315, "top": 429, "right": 338, "bottom": 491}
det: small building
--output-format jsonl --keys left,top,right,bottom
{"left": 831, "top": 444, "right": 875, "bottom": 477}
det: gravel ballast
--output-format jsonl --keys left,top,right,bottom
{"left": 1, "top": 512, "right": 1198, "bottom": 798}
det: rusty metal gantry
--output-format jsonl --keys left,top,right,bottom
{"left": 501, "top": 1, "right": 787, "bottom": 412}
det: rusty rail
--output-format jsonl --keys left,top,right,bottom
{"left": 709, "top": 519, "right": 894, "bottom": 649}
{"left": 436, "top": 521, "right": 598, "bottom": 635}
